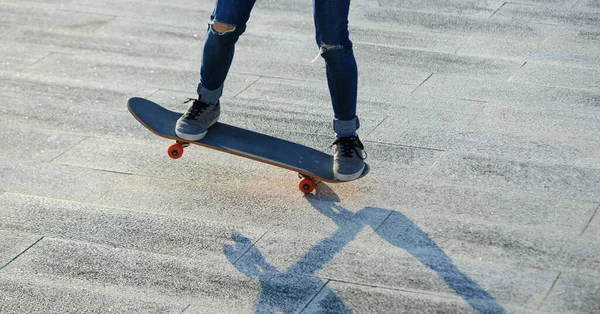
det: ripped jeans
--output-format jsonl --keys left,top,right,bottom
{"left": 198, "top": 0, "right": 359, "bottom": 133}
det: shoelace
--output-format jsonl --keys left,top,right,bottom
{"left": 331, "top": 136, "right": 367, "bottom": 159}
{"left": 183, "top": 98, "right": 211, "bottom": 119}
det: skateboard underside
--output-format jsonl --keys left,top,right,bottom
{"left": 127, "top": 97, "right": 369, "bottom": 193}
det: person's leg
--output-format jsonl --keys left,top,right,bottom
{"left": 314, "top": 0, "right": 365, "bottom": 181}
{"left": 198, "top": 0, "right": 256, "bottom": 104}
{"left": 176, "top": 0, "right": 256, "bottom": 141}
{"left": 313, "top": 0, "right": 358, "bottom": 130}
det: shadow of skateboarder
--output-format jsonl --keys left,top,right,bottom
{"left": 224, "top": 184, "right": 505, "bottom": 313}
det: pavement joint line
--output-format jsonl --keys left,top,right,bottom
{"left": 410, "top": 72, "right": 434, "bottom": 95}
{"left": 580, "top": 203, "right": 600, "bottom": 236}
{"left": 538, "top": 272, "right": 561, "bottom": 310}
{"left": 48, "top": 162, "right": 136, "bottom": 178}
{"left": 231, "top": 230, "right": 270, "bottom": 265}
{"left": 452, "top": 97, "right": 489, "bottom": 104}
{"left": 48, "top": 136, "right": 90, "bottom": 164}
{"left": 19, "top": 51, "right": 55, "bottom": 73}
{"left": 352, "top": 40, "right": 464, "bottom": 55}
{"left": 228, "top": 71, "right": 323, "bottom": 84}
{"left": 86, "top": 173, "right": 130, "bottom": 204}
{"left": 367, "top": 210, "right": 395, "bottom": 236}
{"left": 422, "top": 151, "right": 446, "bottom": 179}
{"left": 232, "top": 75, "right": 263, "bottom": 99}
{"left": 363, "top": 139, "right": 446, "bottom": 152}
{"left": 145, "top": 89, "right": 163, "bottom": 99}
{"left": 540, "top": 24, "right": 560, "bottom": 45}
{"left": 179, "top": 304, "right": 191, "bottom": 314}
{"left": 465, "top": 103, "right": 487, "bottom": 127}
{"left": 370, "top": 6, "right": 508, "bottom": 22}
{"left": 514, "top": 264, "right": 598, "bottom": 277}
{"left": 0, "top": 236, "right": 44, "bottom": 272}
{"left": 317, "top": 276, "right": 482, "bottom": 302}
{"left": 489, "top": 2, "right": 507, "bottom": 19}
{"left": 299, "top": 279, "right": 330, "bottom": 313}
{"left": 363, "top": 116, "right": 389, "bottom": 139}
{"left": 507, "top": 61, "right": 528, "bottom": 82}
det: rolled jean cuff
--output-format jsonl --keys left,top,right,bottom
{"left": 333, "top": 116, "right": 360, "bottom": 134}
{"left": 197, "top": 84, "right": 224, "bottom": 105}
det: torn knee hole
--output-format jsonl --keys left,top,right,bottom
{"left": 210, "top": 21, "right": 236, "bottom": 34}
{"left": 320, "top": 43, "right": 344, "bottom": 51}
{"left": 311, "top": 43, "right": 345, "bottom": 62}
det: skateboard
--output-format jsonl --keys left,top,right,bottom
{"left": 127, "top": 97, "right": 369, "bottom": 193}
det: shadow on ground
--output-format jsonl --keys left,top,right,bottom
{"left": 223, "top": 183, "right": 505, "bottom": 313}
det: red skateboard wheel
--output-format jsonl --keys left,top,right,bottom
{"left": 299, "top": 177, "right": 315, "bottom": 194}
{"left": 168, "top": 142, "right": 184, "bottom": 159}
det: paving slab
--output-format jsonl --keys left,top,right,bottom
{"left": 574, "top": 0, "right": 600, "bottom": 12}
{"left": 0, "top": 229, "right": 41, "bottom": 270}
{"left": 445, "top": 130, "right": 600, "bottom": 169}
{"left": 304, "top": 280, "right": 546, "bottom": 314}
{"left": 0, "top": 42, "right": 50, "bottom": 72}
{"left": 534, "top": 27, "right": 600, "bottom": 69}
{"left": 0, "top": 124, "right": 86, "bottom": 163}
{"left": 354, "top": 180, "right": 598, "bottom": 234}
{"left": 468, "top": 104, "right": 600, "bottom": 142}
{"left": 492, "top": 3, "right": 600, "bottom": 31}
{"left": 0, "top": 272, "right": 186, "bottom": 314}
{"left": 582, "top": 205, "right": 600, "bottom": 239}
{"left": 93, "top": 174, "right": 302, "bottom": 228}
{"left": 408, "top": 216, "right": 600, "bottom": 278}
{"left": 385, "top": 0, "right": 506, "bottom": 18}
{"left": 456, "top": 22, "right": 557, "bottom": 61}
{"left": 350, "top": 6, "right": 487, "bottom": 35}
{"left": 427, "top": 151, "right": 600, "bottom": 201}
{"left": 0, "top": 237, "right": 260, "bottom": 312}
{"left": 510, "top": 62, "right": 600, "bottom": 91}
{"left": 64, "top": 0, "right": 213, "bottom": 27}
{"left": 0, "top": 159, "right": 126, "bottom": 203}
{"left": 538, "top": 273, "right": 600, "bottom": 314}
{"left": 413, "top": 73, "right": 600, "bottom": 110}
{"left": 0, "top": 193, "right": 266, "bottom": 261}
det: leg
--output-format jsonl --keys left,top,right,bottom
{"left": 313, "top": 0, "right": 358, "bottom": 134}
{"left": 176, "top": 0, "right": 256, "bottom": 141}
{"left": 314, "top": 0, "right": 366, "bottom": 181}
{"left": 198, "top": 0, "right": 256, "bottom": 104}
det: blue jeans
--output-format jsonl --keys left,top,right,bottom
{"left": 198, "top": 0, "right": 359, "bottom": 134}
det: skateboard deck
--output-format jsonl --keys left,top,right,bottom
{"left": 127, "top": 97, "right": 369, "bottom": 193}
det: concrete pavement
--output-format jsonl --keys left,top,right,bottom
{"left": 0, "top": 0, "right": 599, "bottom": 313}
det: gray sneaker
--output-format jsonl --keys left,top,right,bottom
{"left": 175, "top": 98, "right": 220, "bottom": 141}
{"left": 332, "top": 135, "right": 366, "bottom": 181}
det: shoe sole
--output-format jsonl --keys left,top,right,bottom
{"left": 334, "top": 164, "right": 365, "bottom": 181}
{"left": 175, "top": 118, "right": 218, "bottom": 141}
{"left": 175, "top": 129, "right": 208, "bottom": 141}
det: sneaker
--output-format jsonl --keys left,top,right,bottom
{"left": 175, "top": 98, "right": 220, "bottom": 141}
{"left": 332, "top": 135, "right": 366, "bottom": 181}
